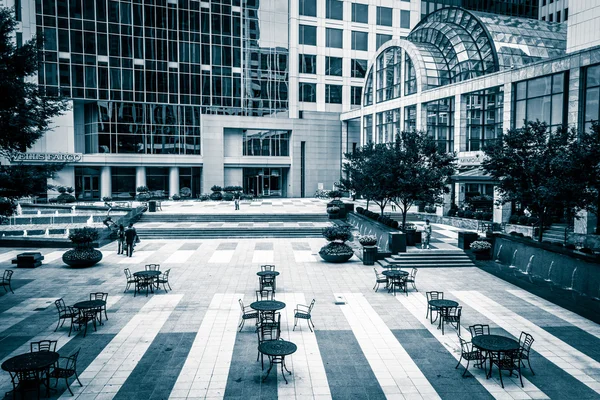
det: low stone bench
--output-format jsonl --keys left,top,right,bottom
{"left": 11, "top": 252, "right": 44, "bottom": 268}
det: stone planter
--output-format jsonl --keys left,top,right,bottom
{"left": 319, "top": 252, "right": 353, "bottom": 263}
{"left": 405, "top": 230, "right": 420, "bottom": 246}
{"left": 362, "top": 245, "right": 378, "bottom": 265}
{"left": 474, "top": 251, "right": 491, "bottom": 260}
{"left": 62, "top": 248, "right": 103, "bottom": 268}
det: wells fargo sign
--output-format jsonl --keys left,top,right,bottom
{"left": 11, "top": 152, "right": 83, "bottom": 162}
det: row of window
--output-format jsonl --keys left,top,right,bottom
{"left": 299, "top": 0, "right": 410, "bottom": 28}
{"left": 299, "top": 25, "right": 397, "bottom": 51}
{"left": 541, "top": 8, "right": 568, "bottom": 22}
{"left": 299, "top": 55, "right": 367, "bottom": 78}
{"left": 299, "top": 82, "right": 362, "bottom": 105}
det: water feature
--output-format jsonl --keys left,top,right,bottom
{"left": 71, "top": 205, "right": 76, "bottom": 214}
{"left": 37, "top": 210, "right": 41, "bottom": 215}
{"left": 65, "top": 228, "right": 70, "bottom": 238}
{"left": 545, "top": 261, "right": 555, "bottom": 282}
{"left": 87, "top": 215, "right": 94, "bottom": 226}
{"left": 568, "top": 267, "right": 578, "bottom": 291}
{"left": 508, "top": 249, "right": 518, "bottom": 269}
{"left": 23, "top": 230, "right": 27, "bottom": 237}
{"left": 524, "top": 255, "right": 535, "bottom": 275}
{"left": 44, "top": 229, "right": 49, "bottom": 237}
{"left": 16, "top": 204, "right": 22, "bottom": 216}
{"left": 495, "top": 244, "right": 503, "bottom": 262}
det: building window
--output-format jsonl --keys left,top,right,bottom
{"left": 564, "top": 8, "right": 568, "bottom": 21}
{"left": 299, "top": 0, "right": 317, "bottom": 17}
{"left": 352, "top": 3, "right": 368, "bottom": 24}
{"left": 325, "top": 56, "right": 343, "bottom": 76}
{"left": 376, "top": 34, "right": 392, "bottom": 50}
{"left": 326, "top": 28, "right": 343, "bottom": 48}
{"left": 425, "top": 97, "right": 454, "bottom": 153}
{"left": 464, "top": 87, "right": 504, "bottom": 151}
{"left": 376, "top": 109, "right": 401, "bottom": 143}
{"left": 351, "top": 86, "right": 362, "bottom": 106}
{"left": 351, "top": 31, "right": 368, "bottom": 51}
{"left": 376, "top": 6, "right": 392, "bottom": 26}
{"left": 299, "top": 82, "right": 316, "bottom": 102}
{"left": 404, "top": 105, "right": 416, "bottom": 132}
{"left": 351, "top": 59, "right": 367, "bottom": 78}
{"left": 542, "top": 16, "right": 546, "bottom": 21}
{"left": 556, "top": 10, "right": 561, "bottom": 22}
{"left": 111, "top": 167, "right": 136, "bottom": 199}
{"left": 243, "top": 129, "right": 290, "bottom": 157}
{"left": 299, "top": 24, "right": 317, "bottom": 46}
{"left": 364, "top": 68, "right": 373, "bottom": 106}
{"left": 404, "top": 53, "right": 416, "bottom": 96}
{"left": 325, "top": 84, "right": 343, "bottom": 104}
{"left": 543, "top": 0, "right": 546, "bottom": 5}
{"left": 400, "top": 10, "right": 410, "bottom": 29}
{"left": 583, "top": 64, "right": 600, "bottom": 133}
{"left": 376, "top": 47, "right": 401, "bottom": 103}
{"left": 363, "top": 114, "right": 373, "bottom": 143}
{"left": 514, "top": 72, "right": 566, "bottom": 131}
{"left": 326, "top": 0, "right": 343, "bottom": 20}
{"left": 549, "top": 13, "right": 553, "bottom": 22}
{"left": 299, "top": 54, "right": 317, "bottom": 74}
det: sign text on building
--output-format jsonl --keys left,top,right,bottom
{"left": 11, "top": 153, "right": 83, "bottom": 163}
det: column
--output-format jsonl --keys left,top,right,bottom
{"left": 437, "top": 184, "right": 452, "bottom": 217}
{"left": 574, "top": 210, "right": 597, "bottom": 235}
{"left": 493, "top": 186, "right": 511, "bottom": 224}
{"left": 169, "top": 166, "right": 179, "bottom": 198}
{"left": 100, "top": 166, "right": 112, "bottom": 199}
{"left": 135, "top": 166, "right": 146, "bottom": 190}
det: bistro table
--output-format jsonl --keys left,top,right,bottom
{"left": 73, "top": 299, "right": 107, "bottom": 325}
{"left": 251, "top": 300, "right": 286, "bottom": 323}
{"left": 2, "top": 351, "right": 60, "bottom": 397}
{"left": 382, "top": 270, "right": 409, "bottom": 296}
{"left": 258, "top": 340, "right": 297, "bottom": 384}
{"left": 427, "top": 299, "right": 459, "bottom": 333}
{"left": 133, "top": 270, "right": 161, "bottom": 296}
{"left": 257, "top": 270, "right": 280, "bottom": 291}
{"left": 472, "top": 334, "right": 520, "bottom": 378}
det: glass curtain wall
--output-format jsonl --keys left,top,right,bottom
{"left": 425, "top": 97, "right": 454, "bottom": 153}
{"left": 363, "top": 114, "right": 373, "bottom": 143}
{"left": 376, "top": 109, "right": 401, "bottom": 143}
{"left": 404, "top": 54, "right": 417, "bottom": 96}
{"left": 464, "top": 87, "right": 504, "bottom": 151}
{"left": 243, "top": 168, "right": 285, "bottom": 197}
{"left": 242, "top": 130, "right": 290, "bottom": 156}
{"left": 376, "top": 47, "right": 401, "bottom": 103}
{"left": 583, "top": 64, "right": 600, "bottom": 133}
{"left": 111, "top": 167, "right": 136, "bottom": 199}
{"left": 404, "top": 105, "right": 417, "bottom": 132}
{"left": 514, "top": 72, "right": 566, "bottom": 131}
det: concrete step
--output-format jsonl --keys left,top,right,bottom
{"left": 140, "top": 213, "right": 328, "bottom": 223}
{"left": 377, "top": 249, "right": 475, "bottom": 268}
{"left": 137, "top": 227, "right": 324, "bottom": 238}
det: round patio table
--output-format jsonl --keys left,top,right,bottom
{"left": 428, "top": 299, "right": 459, "bottom": 331}
{"left": 72, "top": 300, "right": 106, "bottom": 311}
{"left": 133, "top": 270, "right": 160, "bottom": 295}
{"left": 256, "top": 271, "right": 280, "bottom": 277}
{"left": 2, "top": 351, "right": 60, "bottom": 397}
{"left": 382, "top": 270, "right": 408, "bottom": 296}
{"left": 472, "top": 335, "right": 520, "bottom": 378}
{"left": 250, "top": 300, "right": 286, "bottom": 312}
{"left": 258, "top": 340, "right": 297, "bottom": 384}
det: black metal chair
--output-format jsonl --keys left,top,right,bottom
{"left": 469, "top": 324, "right": 490, "bottom": 337}
{"left": 259, "top": 275, "right": 275, "bottom": 292}
{"left": 8, "top": 370, "right": 41, "bottom": 400}
{"left": 373, "top": 268, "right": 388, "bottom": 292}
{"left": 456, "top": 333, "right": 485, "bottom": 377}
{"left": 492, "top": 349, "right": 523, "bottom": 388}
{"left": 389, "top": 276, "right": 407, "bottom": 296}
{"left": 54, "top": 298, "right": 77, "bottom": 334}
{"left": 90, "top": 292, "right": 109, "bottom": 323}
{"left": 255, "top": 289, "right": 274, "bottom": 302}
{"left": 256, "top": 313, "right": 281, "bottom": 369}
{"left": 48, "top": 349, "right": 82, "bottom": 396}
{"left": 517, "top": 331, "right": 535, "bottom": 375}
{"left": 72, "top": 308, "right": 97, "bottom": 338}
{"left": 405, "top": 268, "right": 418, "bottom": 291}
{"left": 426, "top": 291, "right": 444, "bottom": 323}
{"left": 260, "top": 264, "right": 276, "bottom": 272}
{"left": 293, "top": 299, "right": 315, "bottom": 332}
{"left": 441, "top": 306, "right": 461, "bottom": 335}
{"left": 134, "top": 275, "right": 151, "bottom": 297}
{"left": 123, "top": 268, "right": 135, "bottom": 292}
{"left": 157, "top": 269, "right": 172, "bottom": 292}
{"left": 238, "top": 299, "right": 258, "bottom": 332}
{"left": 145, "top": 264, "right": 160, "bottom": 271}
{"left": 1, "top": 269, "right": 14, "bottom": 294}
{"left": 30, "top": 340, "right": 58, "bottom": 353}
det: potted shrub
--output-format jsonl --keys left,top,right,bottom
{"left": 179, "top": 187, "right": 192, "bottom": 198}
{"left": 210, "top": 185, "right": 223, "bottom": 201}
{"left": 326, "top": 205, "right": 340, "bottom": 219}
{"left": 470, "top": 240, "right": 492, "bottom": 260}
{"left": 172, "top": 194, "right": 181, "bottom": 201}
{"left": 358, "top": 235, "right": 377, "bottom": 247}
{"left": 404, "top": 223, "right": 420, "bottom": 246}
{"left": 319, "top": 226, "right": 354, "bottom": 263}
{"left": 62, "top": 227, "right": 103, "bottom": 268}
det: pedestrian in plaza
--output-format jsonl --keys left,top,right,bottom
{"left": 391, "top": 203, "right": 396, "bottom": 212}
{"left": 125, "top": 222, "right": 138, "bottom": 257}
{"left": 117, "top": 224, "right": 125, "bottom": 255}
{"left": 234, "top": 193, "right": 240, "bottom": 211}
{"left": 422, "top": 219, "right": 432, "bottom": 250}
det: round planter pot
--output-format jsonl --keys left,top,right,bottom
{"left": 319, "top": 251, "right": 353, "bottom": 263}
{"left": 62, "top": 248, "right": 103, "bottom": 268}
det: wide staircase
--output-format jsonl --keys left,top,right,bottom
{"left": 377, "top": 250, "right": 475, "bottom": 269}
{"left": 136, "top": 213, "right": 329, "bottom": 239}
{"left": 542, "top": 223, "right": 570, "bottom": 243}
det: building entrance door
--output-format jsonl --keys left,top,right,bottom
{"left": 81, "top": 175, "right": 99, "bottom": 199}
{"left": 243, "top": 168, "right": 284, "bottom": 197}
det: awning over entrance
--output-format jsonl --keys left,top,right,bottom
{"left": 452, "top": 167, "right": 494, "bottom": 183}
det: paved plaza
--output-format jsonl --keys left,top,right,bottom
{"left": 1, "top": 203, "right": 600, "bottom": 400}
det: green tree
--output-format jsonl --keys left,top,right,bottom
{"left": 482, "top": 121, "right": 588, "bottom": 242}
{"left": 339, "top": 143, "right": 395, "bottom": 215}
{"left": 572, "top": 122, "right": 600, "bottom": 234}
{"left": 389, "top": 131, "right": 456, "bottom": 230}
{"left": 0, "top": 8, "right": 67, "bottom": 218}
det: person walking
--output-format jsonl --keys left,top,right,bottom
{"left": 422, "top": 219, "right": 432, "bottom": 249}
{"left": 234, "top": 193, "right": 240, "bottom": 211}
{"left": 125, "top": 223, "right": 138, "bottom": 257}
{"left": 117, "top": 224, "right": 125, "bottom": 255}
